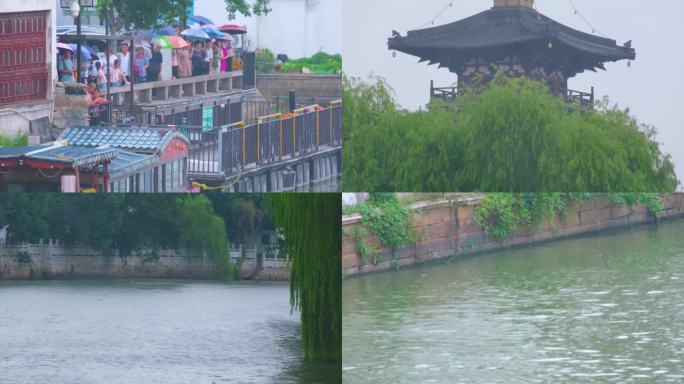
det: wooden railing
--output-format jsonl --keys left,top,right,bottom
{"left": 565, "top": 87, "right": 595, "bottom": 109}
{"left": 430, "top": 80, "right": 595, "bottom": 109}
{"left": 430, "top": 80, "right": 458, "bottom": 102}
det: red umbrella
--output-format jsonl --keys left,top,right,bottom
{"left": 218, "top": 24, "right": 247, "bottom": 34}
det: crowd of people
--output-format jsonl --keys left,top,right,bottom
{"left": 57, "top": 37, "right": 237, "bottom": 87}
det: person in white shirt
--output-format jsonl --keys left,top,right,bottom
{"left": 103, "top": 48, "right": 117, "bottom": 78}
{"left": 118, "top": 42, "right": 131, "bottom": 82}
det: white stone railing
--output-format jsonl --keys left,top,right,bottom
{"left": 106, "top": 70, "right": 244, "bottom": 106}
{"left": 228, "top": 244, "right": 289, "bottom": 269}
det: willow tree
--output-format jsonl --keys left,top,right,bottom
{"left": 268, "top": 194, "right": 341, "bottom": 361}
{"left": 343, "top": 76, "right": 679, "bottom": 192}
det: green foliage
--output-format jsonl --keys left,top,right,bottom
{"left": 267, "top": 194, "right": 341, "bottom": 361}
{"left": 359, "top": 197, "right": 414, "bottom": 253}
{"left": 256, "top": 48, "right": 275, "bottom": 73}
{"left": 0, "top": 134, "right": 28, "bottom": 147}
{"left": 604, "top": 193, "right": 663, "bottom": 215}
{"left": 14, "top": 251, "right": 32, "bottom": 265}
{"left": 206, "top": 193, "right": 273, "bottom": 244}
{"left": 474, "top": 194, "right": 519, "bottom": 240}
{"left": 351, "top": 226, "right": 370, "bottom": 265}
{"left": 474, "top": 193, "right": 665, "bottom": 240}
{"left": 280, "top": 52, "right": 342, "bottom": 74}
{"left": 367, "top": 193, "right": 398, "bottom": 207}
{"left": 97, "top": 0, "right": 270, "bottom": 33}
{"left": 474, "top": 193, "right": 569, "bottom": 241}
{"left": 179, "top": 195, "right": 234, "bottom": 280}
{"left": 343, "top": 75, "right": 679, "bottom": 192}
{"left": 0, "top": 194, "right": 237, "bottom": 280}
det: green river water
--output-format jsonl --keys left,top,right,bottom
{"left": 343, "top": 219, "right": 684, "bottom": 383}
{"left": 0, "top": 280, "right": 339, "bottom": 384}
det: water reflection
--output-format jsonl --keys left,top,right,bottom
{"left": 343, "top": 220, "right": 684, "bottom": 383}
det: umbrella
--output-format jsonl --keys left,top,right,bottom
{"left": 165, "top": 35, "right": 189, "bottom": 49}
{"left": 85, "top": 46, "right": 99, "bottom": 57}
{"left": 200, "top": 26, "right": 226, "bottom": 39}
{"left": 151, "top": 36, "right": 173, "bottom": 49}
{"left": 181, "top": 28, "right": 211, "bottom": 41}
{"left": 216, "top": 34, "right": 234, "bottom": 42}
{"left": 189, "top": 15, "right": 214, "bottom": 26}
{"left": 56, "top": 42, "right": 73, "bottom": 52}
{"left": 68, "top": 43, "right": 92, "bottom": 60}
{"left": 155, "top": 27, "right": 176, "bottom": 36}
{"left": 218, "top": 24, "right": 247, "bottom": 34}
{"left": 133, "top": 45, "right": 152, "bottom": 59}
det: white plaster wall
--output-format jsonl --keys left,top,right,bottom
{"left": 0, "top": 0, "right": 57, "bottom": 137}
{"left": 194, "top": 0, "right": 341, "bottom": 59}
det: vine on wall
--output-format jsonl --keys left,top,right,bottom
{"left": 356, "top": 193, "right": 416, "bottom": 268}
{"left": 474, "top": 193, "right": 664, "bottom": 241}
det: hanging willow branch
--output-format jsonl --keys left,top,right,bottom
{"left": 268, "top": 194, "right": 341, "bottom": 361}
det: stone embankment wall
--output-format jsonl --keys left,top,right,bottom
{"left": 0, "top": 245, "right": 214, "bottom": 280}
{"left": 0, "top": 244, "right": 290, "bottom": 281}
{"left": 342, "top": 194, "right": 684, "bottom": 277}
{"left": 256, "top": 73, "right": 341, "bottom": 101}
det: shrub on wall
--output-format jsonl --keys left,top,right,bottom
{"left": 474, "top": 193, "right": 664, "bottom": 241}
{"left": 359, "top": 194, "right": 415, "bottom": 267}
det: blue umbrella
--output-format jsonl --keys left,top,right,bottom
{"left": 155, "top": 27, "right": 176, "bottom": 36}
{"left": 201, "top": 28, "right": 226, "bottom": 39}
{"left": 68, "top": 43, "right": 92, "bottom": 60}
{"left": 189, "top": 15, "right": 214, "bottom": 26}
{"left": 181, "top": 28, "right": 211, "bottom": 41}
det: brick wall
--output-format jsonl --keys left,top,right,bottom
{"left": 342, "top": 194, "right": 684, "bottom": 277}
{"left": 256, "top": 73, "right": 341, "bottom": 100}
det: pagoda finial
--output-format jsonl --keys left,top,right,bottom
{"left": 494, "top": 0, "right": 534, "bottom": 8}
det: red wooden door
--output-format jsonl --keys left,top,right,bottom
{"left": 0, "top": 11, "right": 49, "bottom": 106}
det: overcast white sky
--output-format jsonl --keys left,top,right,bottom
{"left": 343, "top": 1, "right": 684, "bottom": 189}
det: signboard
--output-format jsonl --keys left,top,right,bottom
{"left": 202, "top": 106, "right": 213, "bottom": 132}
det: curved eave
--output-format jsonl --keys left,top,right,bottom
{"left": 108, "top": 154, "right": 159, "bottom": 180}
{"left": 388, "top": 6, "right": 635, "bottom": 68}
{"left": 158, "top": 131, "right": 190, "bottom": 155}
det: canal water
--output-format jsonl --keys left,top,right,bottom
{"left": 0, "top": 280, "right": 339, "bottom": 384}
{"left": 343, "top": 219, "right": 684, "bottom": 383}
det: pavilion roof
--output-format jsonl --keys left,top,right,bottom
{"left": 388, "top": 6, "right": 635, "bottom": 76}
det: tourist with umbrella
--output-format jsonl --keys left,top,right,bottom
{"left": 219, "top": 37, "right": 235, "bottom": 72}
{"left": 210, "top": 41, "right": 224, "bottom": 74}
{"left": 218, "top": 24, "right": 247, "bottom": 57}
{"left": 67, "top": 43, "right": 91, "bottom": 83}
{"left": 191, "top": 41, "right": 208, "bottom": 76}
{"left": 177, "top": 44, "right": 193, "bottom": 78}
{"left": 57, "top": 44, "right": 76, "bottom": 83}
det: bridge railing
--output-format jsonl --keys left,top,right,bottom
{"left": 181, "top": 100, "right": 342, "bottom": 180}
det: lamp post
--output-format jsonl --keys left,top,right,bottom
{"left": 60, "top": 0, "right": 94, "bottom": 84}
